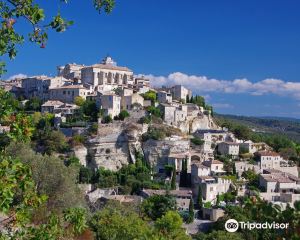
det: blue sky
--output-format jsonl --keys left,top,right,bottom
{"left": 3, "top": 0, "right": 300, "bottom": 118}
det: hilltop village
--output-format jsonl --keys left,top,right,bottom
{"left": 1, "top": 56, "right": 300, "bottom": 238}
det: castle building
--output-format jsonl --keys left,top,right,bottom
{"left": 81, "top": 56, "right": 134, "bottom": 92}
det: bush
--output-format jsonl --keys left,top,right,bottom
{"left": 118, "top": 110, "right": 130, "bottom": 121}
{"left": 102, "top": 115, "right": 113, "bottom": 123}
{"left": 191, "top": 137, "right": 204, "bottom": 145}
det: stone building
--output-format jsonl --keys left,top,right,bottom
{"left": 121, "top": 92, "right": 144, "bottom": 111}
{"left": 57, "top": 63, "right": 84, "bottom": 80}
{"left": 171, "top": 85, "right": 192, "bottom": 101}
{"left": 22, "top": 76, "right": 71, "bottom": 101}
{"left": 256, "top": 151, "right": 282, "bottom": 169}
{"left": 157, "top": 91, "right": 172, "bottom": 103}
{"left": 49, "top": 85, "right": 89, "bottom": 103}
{"left": 217, "top": 142, "right": 239, "bottom": 156}
{"left": 99, "top": 93, "right": 121, "bottom": 118}
{"left": 81, "top": 56, "right": 134, "bottom": 92}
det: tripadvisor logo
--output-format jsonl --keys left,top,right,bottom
{"left": 225, "top": 219, "right": 239, "bottom": 232}
{"left": 225, "top": 219, "right": 289, "bottom": 232}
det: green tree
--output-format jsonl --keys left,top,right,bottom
{"left": 0, "top": 88, "right": 20, "bottom": 121}
{"left": 7, "top": 113, "right": 35, "bottom": 142}
{"left": 197, "top": 184, "right": 203, "bottom": 209}
{"left": 74, "top": 96, "right": 85, "bottom": 106}
{"left": 0, "top": 0, "right": 115, "bottom": 75}
{"left": 142, "top": 90, "right": 157, "bottom": 105}
{"left": 142, "top": 194, "right": 176, "bottom": 220}
{"left": 0, "top": 155, "right": 47, "bottom": 227}
{"left": 171, "top": 166, "right": 176, "bottom": 190}
{"left": 24, "top": 97, "right": 42, "bottom": 111}
{"left": 154, "top": 211, "right": 191, "bottom": 240}
{"left": 6, "top": 142, "right": 85, "bottom": 215}
{"left": 89, "top": 203, "right": 153, "bottom": 240}
{"left": 187, "top": 198, "right": 194, "bottom": 223}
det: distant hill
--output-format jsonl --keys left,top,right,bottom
{"left": 215, "top": 114, "right": 300, "bottom": 143}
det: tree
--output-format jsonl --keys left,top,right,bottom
{"left": 187, "top": 198, "right": 194, "bottom": 223}
{"left": 0, "top": 155, "right": 46, "bottom": 228}
{"left": 0, "top": 88, "right": 21, "bottom": 121}
{"left": 0, "top": 0, "right": 115, "bottom": 76}
{"left": 141, "top": 194, "right": 176, "bottom": 220}
{"left": 7, "top": 113, "right": 35, "bottom": 142}
{"left": 154, "top": 211, "right": 191, "bottom": 240}
{"left": 171, "top": 166, "right": 176, "bottom": 190}
{"left": 6, "top": 142, "right": 85, "bottom": 215}
{"left": 74, "top": 96, "right": 85, "bottom": 106}
{"left": 24, "top": 97, "right": 42, "bottom": 111}
{"left": 197, "top": 184, "right": 203, "bottom": 209}
{"left": 89, "top": 203, "right": 153, "bottom": 240}
{"left": 142, "top": 90, "right": 157, "bottom": 105}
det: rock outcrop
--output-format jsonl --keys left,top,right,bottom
{"left": 86, "top": 122, "right": 147, "bottom": 171}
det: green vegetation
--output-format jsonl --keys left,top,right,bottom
{"left": 142, "top": 90, "right": 157, "bottom": 105}
{"left": 142, "top": 124, "right": 183, "bottom": 141}
{"left": 187, "top": 95, "right": 213, "bottom": 115}
{"left": 191, "top": 136, "right": 205, "bottom": 145}
{"left": 24, "top": 97, "right": 42, "bottom": 111}
{"left": 186, "top": 198, "right": 194, "bottom": 223}
{"left": 115, "top": 110, "right": 130, "bottom": 121}
{"left": 212, "top": 197, "right": 300, "bottom": 240}
{"left": 146, "top": 105, "right": 162, "bottom": 118}
{"left": 89, "top": 203, "right": 190, "bottom": 240}
{"left": 141, "top": 194, "right": 177, "bottom": 220}
{"left": 79, "top": 152, "right": 164, "bottom": 194}
{"left": 216, "top": 114, "right": 300, "bottom": 165}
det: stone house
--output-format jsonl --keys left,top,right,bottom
{"left": 256, "top": 151, "right": 282, "bottom": 169}
{"left": 121, "top": 93, "right": 144, "bottom": 111}
{"left": 217, "top": 142, "right": 239, "bottom": 156}
{"left": 198, "top": 176, "right": 232, "bottom": 203}
{"left": 239, "top": 140, "right": 268, "bottom": 154}
{"left": 202, "top": 160, "right": 225, "bottom": 175}
{"left": 49, "top": 85, "right": 89, "bottom": 103}
{"left": 41, "top": 100, "right": 64, "bottom": 113}
{"left": 100, "top": 94, "right": 121, "bottom": 118}
{"left": 22, "top": 75, "right": 71, "bottom": 101}
{"left": 157, "top": 91, "right": 172, "bottom": 103}
{"left": 171, "top": 85, "right": 192, "bottom": 101}
{"left": 57, "top": 63, "right": 84, "bottom": 80}
{"left": 159, "top": 103, "right": 188, "bottom": 126}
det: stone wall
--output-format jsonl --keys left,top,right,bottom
{"left": 142, "top": 138, "right": 190, "bottom": 172}
{"left": 87, "top": 122, "right": 147, "bottom": 171}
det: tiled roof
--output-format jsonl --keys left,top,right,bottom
{"left": 257, "top": 151, "right": 280, "bottom": 157}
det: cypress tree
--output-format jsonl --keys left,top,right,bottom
{"left": 187, "top": 198, "right": 194, "bottom": 223}
{"left": 171, "top": 166, "right": 176, "bottom": 190}
{"left": 197, "top": 184, "right": 203, "bottom": 209}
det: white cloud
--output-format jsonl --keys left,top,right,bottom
{"left": 143, "top": 72, "right": 300, "bottom": 99}
{"left": 8, "top": 73, "right": 27, "bottom": 80}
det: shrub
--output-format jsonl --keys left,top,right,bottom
{"left": 102, "top": 115, "right": 113, "bottom": 123}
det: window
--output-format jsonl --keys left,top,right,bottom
{"left": 63, "top": 91, "right": 66, "bottom": 95}
{"left": 210, "top": 187, "right": 213, "bottom": 192}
